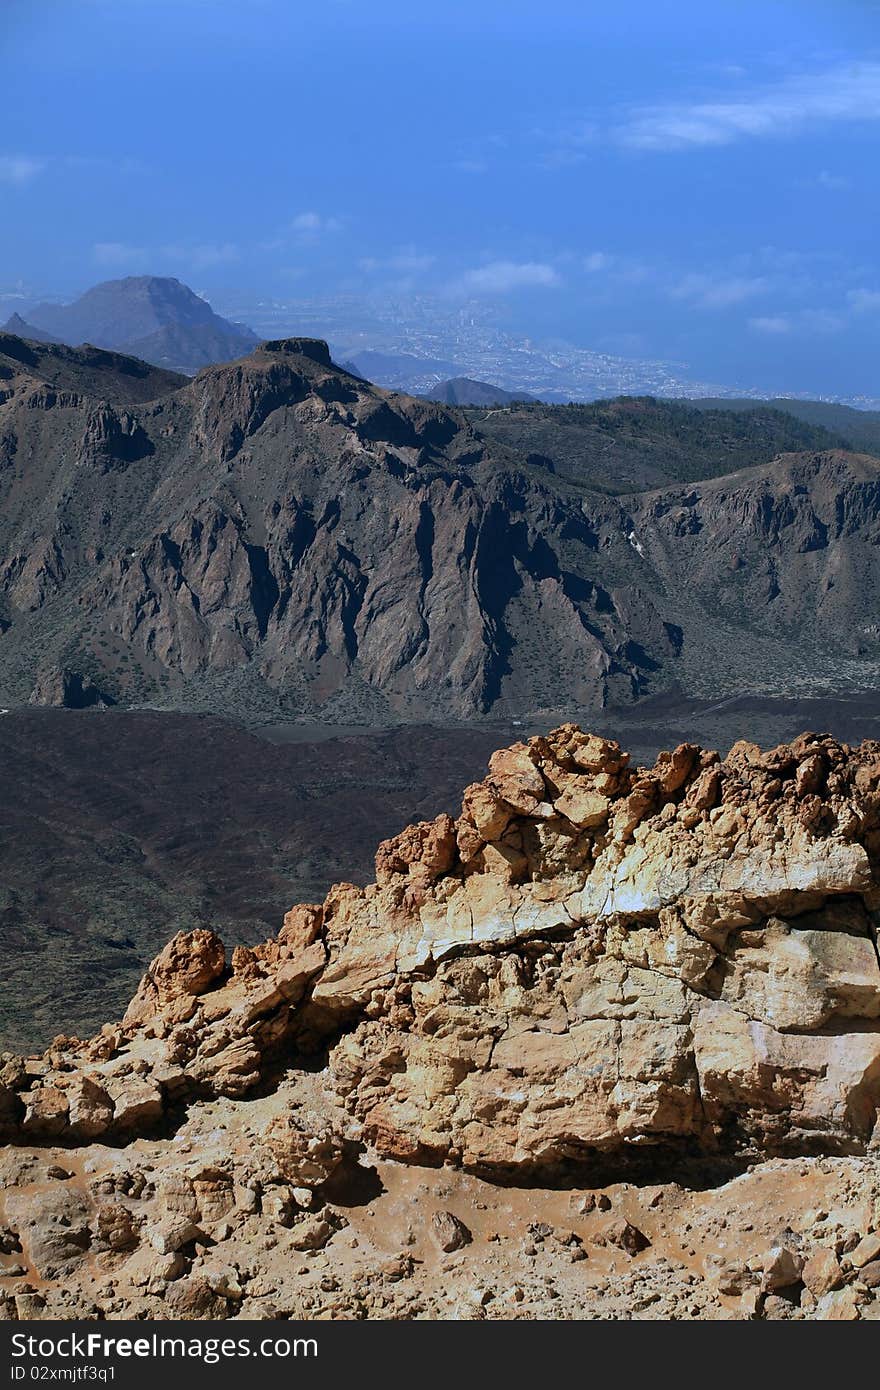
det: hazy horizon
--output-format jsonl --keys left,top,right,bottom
{"left": 3, "top": 0, "right": 880, "bottom": 398}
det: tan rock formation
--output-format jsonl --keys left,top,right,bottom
{"left": 2, "top": 726, "right": 880, "bottom": 1319}
{"left": 2, "top": 726, "right": 880, "bottom": 1171}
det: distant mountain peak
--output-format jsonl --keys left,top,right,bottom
{"left": 21, "top": 275, "right": 259, "bottom": 375}
{"left": 1, "top": 312, "right": 61, "bottom": 345}
{"left": 424, "top": 377, "right": 537, "bottom": 407}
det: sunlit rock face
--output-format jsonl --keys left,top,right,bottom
{"left": 3, "top": 725, "right": 880, "bottom": 1178}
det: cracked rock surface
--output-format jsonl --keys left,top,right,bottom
{"left": 2, "top": 725, "right": 880, "bottom": 1319}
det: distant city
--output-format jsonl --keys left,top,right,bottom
{"left": 208, "top": 290, "right": 880, "bottom": 410}
{"left": 4, "top": 281, "right": 879, "bottom": 410}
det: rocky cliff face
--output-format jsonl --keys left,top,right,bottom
{"left": 6, "top": 723, "right": 879, "bottom": 1163}
{"left": 3, "top": 727, "right": 880, "bottom": 1320}
{"left": 2, "top": 332, "right": 880, "bottom": 720}
{"left": 0, "top": 334, "right": 656, "bottom": 717}
{"left": 630, "top": 451, "right": 880, "bottom": 657}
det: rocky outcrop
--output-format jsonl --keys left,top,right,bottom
{"left": 3, "top": 727, "right": 880, "bottom": 1321}
{"left": 2, "top": 727, "right": 879, "bottom": 1171}
{"left": 314, "top": 727, "right": 880, "bottom": 1169}
{"left": 28, "top": 666, "right": 114, "bottom": 708}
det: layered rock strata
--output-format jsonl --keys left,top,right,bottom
{"left": 2, "top": 726, "right": 879, "bottom": 1173}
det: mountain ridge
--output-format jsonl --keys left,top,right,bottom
{"left": 0, "top": 329, "right": 187, "bottom": 404}
{"left": 2, "top": 332, "right": 880, "bottom": 720}
{"left": 467, "top": 395, "right": 859, "bottom": 492}
{"left": 691, "top": 394, "right": 880, "bottom": 459}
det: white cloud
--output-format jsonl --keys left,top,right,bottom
{"left": 1, "top": 153, "right": 146, "bottom": 185}
{"left": 848, "top": 287, "right": 880, "bottom": 313}
{"left": 0, "top": 154, "right": 46, "bottom": 184}
{"left": 750, "top": 308, "right": 844, "bottom": 336}
{"left": 360, "top": 249, "right": 436, "bottom": 275}
{"left": 165, "top": 241, "right": 239, "bottom": 270}
{"left": 749, "top": 315, "right": 792, "bottom": 335}
{"left": 671, "top": 273, "right": 767, "bottom": 309}
{"left": 615, "top": 62, "right": 880, "bottom": 151}
{"left": 93, "top": 240, "right": 239, "bottom": 271}
{"left": 93, "top": 241, "right": 147, "bottom": 267}
{"left": 813, "top": 169, "right": 852, "bottom": 191}
{"left": 291, "top": 211, "right": 342, "bottom": 236}
{"left": 583, "top": 251, "right": 612, "bottom": 273}
{"left": 458, "top": 260, "right": 562, "bottom": 293}
{"left": 257, "top": 214, "right": 342, "bottom": 254}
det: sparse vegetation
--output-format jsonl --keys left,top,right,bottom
{"left": 467, "top": 395, "right": 856, "bottom": 492}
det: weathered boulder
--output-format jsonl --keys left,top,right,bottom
{"left": 431, "top": 1211, "right": 472, "bottom": 1253}
{"left": 260, "top": 1115, "right": 344, "bottom": 1189}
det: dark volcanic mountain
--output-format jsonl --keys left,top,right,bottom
{"left": 424, "top": 377, "right": 537, "bottom": 406}
{"left": 21, "top": 276, "right": 259, "bottom": 374}
{"left": 2, "top": 331, "right": 880, "bottom": 720}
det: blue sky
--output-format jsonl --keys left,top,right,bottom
{"left": 2, "top": 0, "right": 880, "bottom": 394}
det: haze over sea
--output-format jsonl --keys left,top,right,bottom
{"left": 2, "top": 0, "right": 880, "bottom": 402}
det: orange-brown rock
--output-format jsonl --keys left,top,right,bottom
{"left": 123, "top": 928, "right": 226, "bottom": 1028}
{"left": 1, "top": 726, "right": 879, "bottom": 1178}
{"left": 260, "top": 1115, "right": 345, "bottom": 1188}
{"left": 374, "top": 813, "right": 457, "bottom": 887}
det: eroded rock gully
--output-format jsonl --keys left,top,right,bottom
{"left": 2, "top": 726, "right": 880, "bottom": 1320}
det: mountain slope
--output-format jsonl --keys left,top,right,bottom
{"left": 2, "top": 334, "right": 880, "bottom": 719}
{"left": 23, "top": 276, "right": 259, "bottom": 374}
{"left": 467, "top": 396, "right": 855, "bottom": 491}
{"left": 692, "top": 395, "right": 880, "bottom": 459}
{"left": 1, "top": 312, "right": 60, "bottom": 344}
{"left": 625, "top": 449, "right": 880, "bottom": 691}
{"left": 0, "top": 330, "right": 187, "bottom": 405}
{"left": 424, "top": 376, "right": 537, "bottom": 406}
